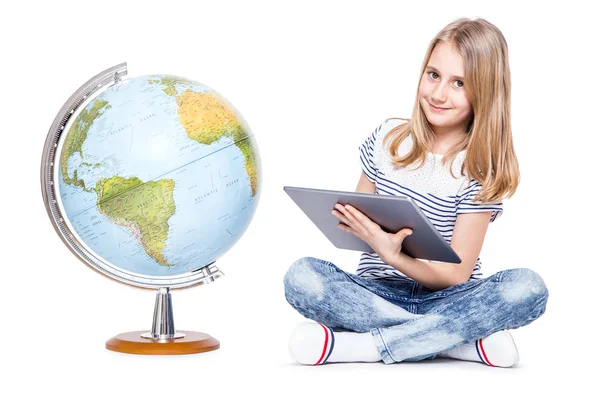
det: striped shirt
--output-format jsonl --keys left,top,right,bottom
{"left": 357, "top": 119, "right": 503, "bottom": 281}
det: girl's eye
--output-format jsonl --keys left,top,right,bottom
{"left": 427, "top": 71, "right": 464, "bottom": 88}
{"left": 428, "top": 71, "right": 439, "bottom": 79}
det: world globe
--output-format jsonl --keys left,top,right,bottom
{"left": 42, "top": 63, "right": 262, "bottom": 290}
{"left": 41, "top": 63, "right": 262, "bottom": 353}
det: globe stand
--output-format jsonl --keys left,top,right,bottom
{"left": 140, "top": 287, "right": 185, "bottom": 340}
{"left": 105, "top": 267, "right": 222, "bottom": 355}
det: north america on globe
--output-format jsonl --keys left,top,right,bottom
{"left": 57, "top": 75, "right": 261, "bottom": 276}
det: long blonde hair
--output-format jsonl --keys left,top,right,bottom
{"left": 383, "top": 18, "right": 519, "bottom": 203}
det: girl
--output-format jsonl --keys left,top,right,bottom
{"left": 283, "top": 17, "right": 548, "bottom": 367}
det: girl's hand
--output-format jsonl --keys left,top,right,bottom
{"left": 331, "top": 202, "right": 413, "bottom": 263}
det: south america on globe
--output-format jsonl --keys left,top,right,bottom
{"left": 57, "top": 75, "right": 261, "bottom": 277}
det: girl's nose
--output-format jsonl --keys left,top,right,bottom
{"left": 432, "top": 82, "right": 447, "bottom": 103}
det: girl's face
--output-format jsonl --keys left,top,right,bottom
{"left": 418, "top": 42, "right": 473, "bottom": 134}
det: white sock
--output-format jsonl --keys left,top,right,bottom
{"left": 289, "top": 322, "right": 381, "bottom": 365}
{"left": 437, "top": 330, "right": 520, "bottom": 367}
{"left": 327, "top": 330, "right": 381, "bottom": 363}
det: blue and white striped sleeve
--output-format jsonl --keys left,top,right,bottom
{"left": 358, "top": 122, "right": 384, "bottom": 183}
{"left": 456, "top": 179, "right": 504, "bottom": 222}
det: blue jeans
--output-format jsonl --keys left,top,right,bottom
{"left": 283, "top": 256, "right": 549, "bottom": 364}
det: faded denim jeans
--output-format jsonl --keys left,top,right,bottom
{"left": 283, "top": 256, "right": 549, "bottom": 364}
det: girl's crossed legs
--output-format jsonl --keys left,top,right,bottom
{"left": 283, "top": 256, "right": 548, "bottom": 364}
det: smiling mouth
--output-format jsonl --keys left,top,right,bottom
{"left": 429, "top": 102, "right": 449, "bottom": 111}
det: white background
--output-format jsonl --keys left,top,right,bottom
{"left": 1, "top": 0, "right": 597, "bottom": 398}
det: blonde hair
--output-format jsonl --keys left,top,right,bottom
{"left": 383, "top": 17, "right": 519, "bottom": 204}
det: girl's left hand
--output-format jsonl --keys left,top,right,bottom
{"left": 332, "top": 202, "right": 413, "bottom": 263}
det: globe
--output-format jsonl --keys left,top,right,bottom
{"left": 42, "top": 63, "right": 262, "bottom": 290}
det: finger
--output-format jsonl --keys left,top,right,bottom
{"left": 344, "top": 205, "right": 371, "bottom": 225}
{"left": 337, "top": 222, "right": 359, "bottom": 237}
{"left": 342, "top": 204, "right": 371, "bottom": 235}
{"left": 333, "top": 204, "right": 353, "bottom": 225}
{"left": 331, "top": 209, "right": 352, "bottom": 226}
{"left": 334, "top": 203, "right": 348, "bottom": 215}
{"left": 395, "top": 228, "right": 413, "bottom": 240}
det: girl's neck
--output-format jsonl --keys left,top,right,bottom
{"left": 431, "top": 124, "right": 468, "bottom": 154}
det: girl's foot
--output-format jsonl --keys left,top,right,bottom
{"left": 288, "top": 321, "right": 381, "bottom": 365}
{"left": 437, "top": 330, "right": 520, "bottom": 367}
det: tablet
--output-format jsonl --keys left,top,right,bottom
{"left": 283, "top": 186, "right": 461, "bottom": 264}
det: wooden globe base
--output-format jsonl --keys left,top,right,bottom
{"left": 106, "top": 330, "right": 220, "bottom": 355}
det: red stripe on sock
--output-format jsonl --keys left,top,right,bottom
{"left": 314, "top": 324, "right": 329, "bottom": 365}
{"left": 479, "top": 339, "right": 496, "bottom": 367}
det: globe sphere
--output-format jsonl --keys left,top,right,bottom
{"left": 53, "top": 73, "right": 261, "bottom": 286}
